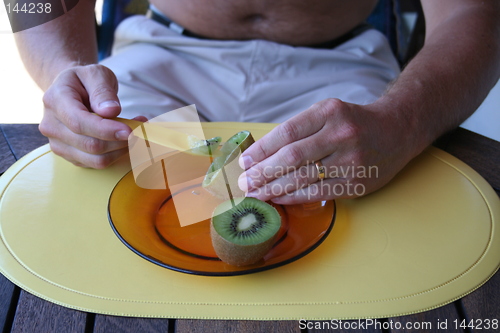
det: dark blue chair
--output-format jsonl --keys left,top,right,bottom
{"left": 97, "top": 0, "right": 149, "bottom": 60}
{"left": 366, "top": 0, "right": 425, "bottom": 65}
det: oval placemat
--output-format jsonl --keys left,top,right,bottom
{"left": 0, "top": 122, "right": 498, "bottom": 320}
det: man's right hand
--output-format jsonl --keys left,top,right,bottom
{"left": 39, "top": 64, "right": 144, "bottom": 168}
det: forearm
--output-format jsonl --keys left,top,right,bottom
{"left": 14, "top": 0, "right": 98, "bottom": 90}
{"left": 372, "top": 1, "right": 500, "bottom": 157}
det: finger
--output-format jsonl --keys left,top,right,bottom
{"left": 50, "top": 138, "right": 129, "bottom": 169}
{"left": 39, "top": 99, "right": 131, "bottom": 145}
{"left": 245, "top": 163, "right": 320, "bottom": 202}
{"left": 132, "top": 115, "right": 149, "bottom": 123}
{"left": 238, "top": 129, "right": 335, "bottom": 192}
{"left": 239, "top": 102, "right": 329, "bottom": 170}
{"left": 269, "top": 178, "right": 359, "bottom": 205}
{"left": 64, "top": 126, "right": 129, "bottom": 155}
{"left": 76, "top": 65, "right": 122, "bottom": 119}
{"left": 54, "top": 95, "right": 131, "bottom": 141}
{"left": 244, "top": 153, "right": 344, "bottom": 201}
{"left": 77, "top": 112, "right": 133, "bottom": 141}
{"left": 44, "top": 79, "right": 131, "bottom": 142}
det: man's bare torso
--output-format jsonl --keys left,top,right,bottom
{"left": 150, "top": 0, "right": 378, "bottom": 46}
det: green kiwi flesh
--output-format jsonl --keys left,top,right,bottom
{"left": 187, "top": 135, "right": 222, "bottom": 156}
{"left": 202, "top": 131, "right": 255, "bottom": 199}
{"left": 210, "top": 197, "right": 282, "bottom": 266}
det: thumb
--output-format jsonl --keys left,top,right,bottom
{"left": 79, "top": 65, "right": 122, "bottom": 118}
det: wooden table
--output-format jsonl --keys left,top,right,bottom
{"left": 0, "top": 124, "right": 498, "bottom": 333}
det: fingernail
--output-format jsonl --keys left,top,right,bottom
{"left": 99, "top": 100, "right": 120, "bottom": 109}
{"left": 115, "top": 130, "right": 130, "bottom": 140}
{"left": 245, "top": 190, "right": 258, "bottom": 198}
{"left": 239, "top": 155, "right": 253, "bottom": 169}
{"left": 270, "top": 197, "right": 283, "bottom": 204}
{"left": 238, "top": 174, "right": 254, "bottom": 192}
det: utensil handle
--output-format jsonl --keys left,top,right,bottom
{"left": 110, "top": 117, "right": 192, "bottom": 151}
{"left": 113, "top": 117, "right": 145, "bottom": 130}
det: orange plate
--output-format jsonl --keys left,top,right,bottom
{"left": 108, "top": 169, "right": 335, "bottom": 276}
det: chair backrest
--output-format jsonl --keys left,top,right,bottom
{"left": 367, "top": 0, "right": 425, "bottom": 65}
{"left": 97, "top": 0, "right": 149, "bottom": 60}
{"left": 97, "top": 0, "right": 424, "bottom": 64}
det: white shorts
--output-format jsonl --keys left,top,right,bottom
{"left": 101, "top": 15, "right": 400, "bottom": 122}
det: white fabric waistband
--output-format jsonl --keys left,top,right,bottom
{"left": 101, "top": 15, "right": 400, "bottom": 122}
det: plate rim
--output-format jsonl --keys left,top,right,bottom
{"left": 107, "top": 169, "right": 336, "bottom": 276}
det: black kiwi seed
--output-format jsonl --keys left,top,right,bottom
{"left": 230, "top": 209, "right": 266, "bottom": 237}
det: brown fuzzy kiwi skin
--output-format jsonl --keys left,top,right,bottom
{"left": 210, "top": 220, "right": 279, "bottom": 266}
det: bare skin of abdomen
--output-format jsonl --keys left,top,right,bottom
{"left": 150, "top": 0, "right": 378, "bottom": 46}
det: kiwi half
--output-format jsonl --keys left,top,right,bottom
{"left": 202, "top": 131, "right": 255, "bottom": 200}
{"left": 210, "top": 197, "right": 282, "bottom": 266}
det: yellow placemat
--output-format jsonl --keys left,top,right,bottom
{"left": 0, "top": 122, "right": 499, "bottom": 320}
